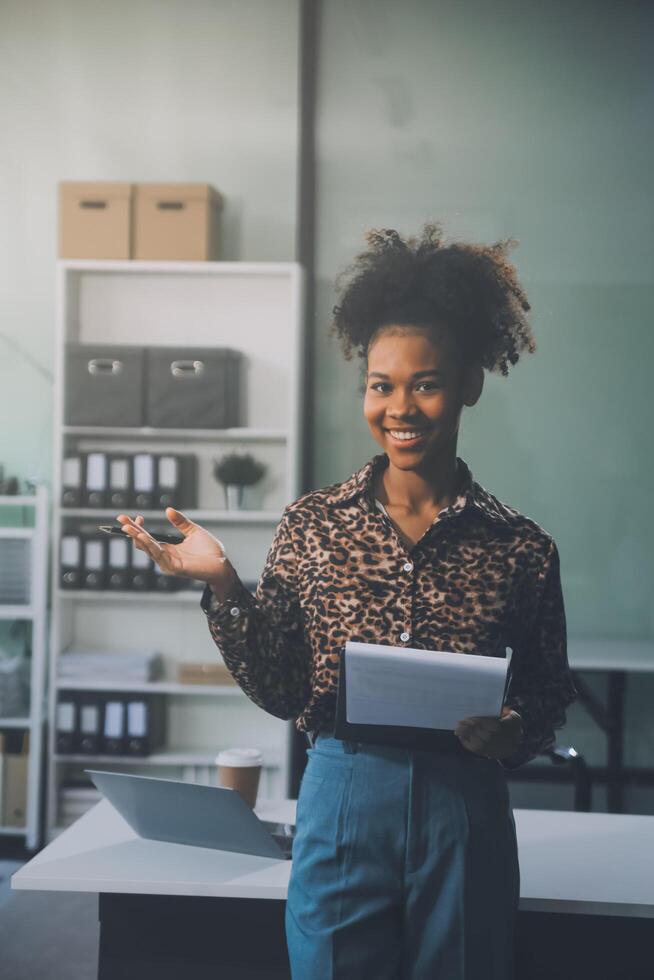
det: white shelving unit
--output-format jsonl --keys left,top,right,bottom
{"left": 46, "top": 260, "right": 305, "bottom": 842}
{"left": 0, "top": 487, "right": 49, "bottom": 851}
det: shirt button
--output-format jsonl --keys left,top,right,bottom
{"left": 403, "top": 561, "right": 414, "bottom": 572}
{"left": 400, "top": 632, "right": 410, "bottom": 643}
{"left": 229, "top": 607, "right": 241, "bottom": 618}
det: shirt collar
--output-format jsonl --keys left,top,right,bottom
{"left": 323, "top": 452, "right": 512, "bottom": 527}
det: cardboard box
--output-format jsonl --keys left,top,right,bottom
{"left": 134, "top": 183, "right": 223, "bottom": 260}
{"left": 59, "top": 181, "right": 133, "bottom": 259}
{"left": 1, "top": 730, "right": 29, "bottom": 827}
{"left": 177, "top": 662, "right": 236, "bottom": 685}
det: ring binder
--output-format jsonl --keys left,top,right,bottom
{"left": 60, "top": 534, "right": 82, "bottom": 589}
{"left": 133, "top": 453, "right": 156, "bottom": 510}
{"left": 107, "top": 454, "right": 131, "bottom": 509}
{"left": 81, "top": 534, "right": 107, "bottom": 589}
{"left": 61, "top": 455, "right": 84, "bottom": 507}
{"left": 107, "top": 535, "right": 130, "bottom": 590}
{"left": 84, "top": 452, "right": 108, "bottom": 508}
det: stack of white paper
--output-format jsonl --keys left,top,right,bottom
{"left": 344, "top": 641, "right": 509, "bottom": 730}
{"left": 57, "top": 648, "right": 163, "bottom": 683}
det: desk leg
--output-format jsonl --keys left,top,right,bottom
{"left": 571, "top": 668, "right": 627, "bottom": 814}
{"left": 606, "top": 670, "right": 626, "bottom": 813}
{"left": 97, "top": 893, "right": 291, "bottom": 980}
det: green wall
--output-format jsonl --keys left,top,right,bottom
{"left": 312, "top": 0, "right": 654, "bottom": 643}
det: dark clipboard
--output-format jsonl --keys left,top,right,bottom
{"left": 332, "top": 644, "right": 513, "bottom": 754}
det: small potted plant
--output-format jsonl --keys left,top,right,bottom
{"left": 213, "top": 452, "right": 267, "bottom": 510}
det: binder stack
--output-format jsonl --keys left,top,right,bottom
{"left": 61, "top": 451, "right": 198, "bottom": 510}
{"left": 59, "top": 526, "right": 190, "bottom": 593}
{"left": 55, "top": 691, "right": 166, "bottom": 757}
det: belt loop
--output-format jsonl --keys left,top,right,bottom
{"left": 343, "top": 739, "right": 359, "bottom": 754}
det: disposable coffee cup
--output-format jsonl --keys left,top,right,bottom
{"left": 216, "top": 748, "right": 263, "bottom": 809}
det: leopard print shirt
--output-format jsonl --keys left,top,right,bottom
{"left": 200, "top": 453, "right": 578, "bottom": 770}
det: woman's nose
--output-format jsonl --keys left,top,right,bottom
{"left": 387, "top": 391, "right": 418, "bottom": 417}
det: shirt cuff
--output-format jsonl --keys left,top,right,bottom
{"left": 200, "top": 577, "right": 256, "bottom": 628}
{"left": 498, "top": 707, "right": 534, "bottom": 771}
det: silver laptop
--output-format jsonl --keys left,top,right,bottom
{"left": 85, "top": 769, "right": 294, "bottom": 860}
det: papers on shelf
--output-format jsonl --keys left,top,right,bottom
{"left": 344, "top": 640, "right": 510, "bottom": 730}
{"left": 57, "top": 648, "right": 164, "bottom": 683}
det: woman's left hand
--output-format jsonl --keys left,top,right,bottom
{"left": 454, "top": 707, "right": 523, "bottom": 759}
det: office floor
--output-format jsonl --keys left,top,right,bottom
{"left": 0, "top": 852, "right": 99, "bottom": 980}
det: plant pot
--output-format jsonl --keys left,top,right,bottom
{"left": 243, "top": 483, "right": 265, "bottom": 510}
{"left": 224, "top": 484, "right": 244, "bottom": 510}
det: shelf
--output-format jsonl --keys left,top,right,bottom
{"left": 58, "top": 259, "right": 298, "bottom": 276}
{"left": 0, "top": 495, "right": 40, "bottom": 506}
{"left": 55, "top": 681, "right": 241, "bottom": 696}
{"left": 46, "top": 260, "right": 303, "bottom": 842}
{"left": 0, "top": 605, "right": 35, "bottom": 619}
{"left": 0, "top": 826, "right": 26, "bottom": 836}
{"left": 0, "top": 527, "right": 36, "bottom": 538}
{"left": 63, "top": 425, "right": 287, "bottom": 442}
{"left": 59, "top": 507, "right": 281, "bottom": 523}
{"left": 54, "top": 748, "right": 281, "bottom": 767}
{"left": 57, "top": 589, "right": 208, "bottom": 602}
{"left": 0, "top": 717, "right": 31, "bottom": 728}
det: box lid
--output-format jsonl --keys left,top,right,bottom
{"left": 136, "top": 182, "right": 224, "bottom": 209}
{"left": 59, "top": 181, "right": 133, "bottom": 202}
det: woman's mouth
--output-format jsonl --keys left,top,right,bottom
{"left": 385, "top": 428, "right": 429, "bottom": 447}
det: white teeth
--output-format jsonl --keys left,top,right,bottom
{"left": 389, "top": 430, "right": 425, "bottom": 441}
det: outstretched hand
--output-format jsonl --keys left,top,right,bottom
{"left": 115, "top": 508, "right": 233, "bottom": 586}
{"left": 454, "top": 707, "right": 523, "bottom": 759}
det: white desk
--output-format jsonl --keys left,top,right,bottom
{"left": 12, "top": 801, "right": 654, "bottom": 980}
{"left": 569, "top": 638, "right": 654, "bottom": 673}
{"left": 13, "top": 798, "right": 293, "bottom": 900}
{"left": 11, "top": 799, "right": 654, "bottom": 916}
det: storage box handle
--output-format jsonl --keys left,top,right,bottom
{"left": 157, "top": 201, "right": 185, "bottom": 210}
{"left": 87, "top": 358, "right": 123, "bottom": 376}
{"left": 79, "top": 200, "right": 107, "bottom": 209}
{"left": 170, "top": 359, "right": 205, "bottom": 378}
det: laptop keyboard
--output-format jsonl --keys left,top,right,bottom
{"left": 260, "top": 820, "right": 295, "bottom": 860}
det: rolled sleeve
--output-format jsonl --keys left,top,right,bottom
{"left": 500, "top": 538, "right": 579, "bottom": 771}
{"left": 200, "top": 507, "right": 312, "bottom": 721}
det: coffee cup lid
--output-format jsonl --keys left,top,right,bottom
{"left": 216, "top": 747, "right": 263, "bottom": 767}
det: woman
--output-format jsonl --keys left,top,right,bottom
{"left": 117, "top": 222, "right": 578, "bottom": 979}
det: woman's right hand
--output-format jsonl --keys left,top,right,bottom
{"left": 115, "top": 508, "right": 238, "bottom": 593}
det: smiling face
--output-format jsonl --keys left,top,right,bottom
{"left": 363, "top": 323, "right": 482, "bottom": 470}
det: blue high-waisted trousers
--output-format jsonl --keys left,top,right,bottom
{"left": 285, "top": 732, "right": 520, "bottom": 980}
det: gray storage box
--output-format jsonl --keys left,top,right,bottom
{"left": 64, "top": 344, "right": 145, "bottom": 427}
{"left": 144, "top": 347, "right": 242, "bottom": 429}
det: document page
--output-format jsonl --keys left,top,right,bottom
{"left": 344, "top": 641, "right": 509, "bottom": 730}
